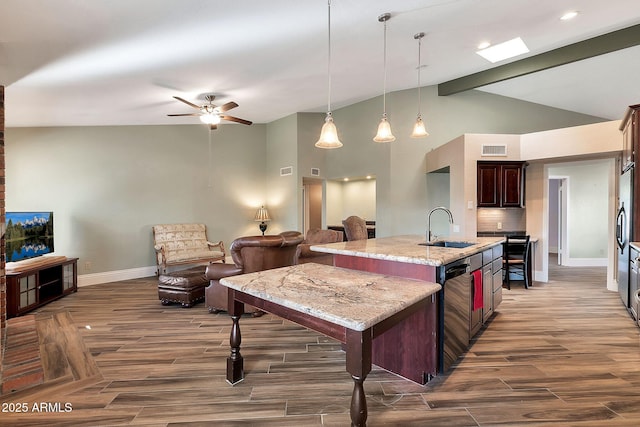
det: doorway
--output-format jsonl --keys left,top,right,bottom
{"left": 302, "top": 178, "right": 323, "bottom": 235}
{"left": 543, "top": 159, "right": 616, "bottom": 289}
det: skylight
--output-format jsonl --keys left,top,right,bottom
{"left": 476, "top": 37, "right": 530, "bottom": 63}
{"left": 560, "top": 11, "right": 579, "bottom": 21}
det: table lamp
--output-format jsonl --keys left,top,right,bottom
{"left": 254, "top": 206, "right": 271, "bottom": 235}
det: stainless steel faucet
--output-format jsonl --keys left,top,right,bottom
{"left": 427, "top": 206, "right": 454, "bottom": 242}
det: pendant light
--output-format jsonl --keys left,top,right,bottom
{"left": 373, "top": 12, "right": 395, "bottom": 143}
{"left": 411, "top": 32, "right": 429, "bottom": 138}
{"left": 315, "top": 0, "right": 343, "bottom": 149}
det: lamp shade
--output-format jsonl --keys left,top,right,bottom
{"left": 315, "top": 114, "right": 343, "bottom": 148}
{"left": 254, "top": 206, "right": 271, "bottom": 222}
{"left": 373, "top": 116, "right": 396, "bottom": 143}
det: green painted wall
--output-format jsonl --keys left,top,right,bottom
{"left": 6, "top": 124, "right": 266, "bottom": 274}
{"left": 5, "top": 85, "right": 605, "bottom": 276}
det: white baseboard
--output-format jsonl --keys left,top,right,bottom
{"left": 76, "top": 262, "right": 222, "bottom": 287}
{"left": 534, "top": 270, "right": 547, "bottom": 283}
{"left": 562, "top": 257, "right": 608, "bottom": 267}
{"left": 78, "top": 266, "right": 157, "bottom": 287}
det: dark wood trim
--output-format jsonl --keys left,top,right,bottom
{"left": 232, "top": 291, "right": 348, "bottom": 342}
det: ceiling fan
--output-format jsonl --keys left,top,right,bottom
{"left": 167, "top": 95, "right": 252, "bottom": 130}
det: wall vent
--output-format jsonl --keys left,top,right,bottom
{"left": 310, "top": 168, "right": 320, "bottom": 176}
{"left": 280, "top": 166, "right": 293, "bottom": 176}
{"left": 481, "top": 144, "right": 507, "bottom": 156}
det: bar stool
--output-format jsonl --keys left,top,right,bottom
{"left": 503, "top": 235, "right": 531, "bottom": 289}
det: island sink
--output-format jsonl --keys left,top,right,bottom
{"left": 419, "top": 241, "right": 475, "bottom": 248}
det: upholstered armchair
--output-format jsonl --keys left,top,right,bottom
{"left": 205, "top": 231, "right": 304, "bottom": 315}
{"left": 295, "top": 228, "right": 344, "bottom": 265}
{"left": 342, "top": 216, "right": 368, "bottom": 241}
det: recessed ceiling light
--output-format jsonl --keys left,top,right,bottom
{"left": 560, "top": 11, "right": 579, "bottom": 21}
{"left": 477, "top": 41, "right": 491, "bottom": 50}
{"left": 476, "top": 37, "right": 529, "bottom": 63}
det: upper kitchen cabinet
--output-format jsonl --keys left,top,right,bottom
{"left": 621, "top": 104, "right": 640, "bottom": 174}
{"left": 477, "top": 161, "right": 526, "bottom": 208}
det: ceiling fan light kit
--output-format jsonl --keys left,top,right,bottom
{"left": 200, "top": 113, "right": 221, "bottom": 125}
{"left": 168, "top": 94, "right": 252, "bottom": 130}
{"left": 316, "top": 0, "right": 343, "bottom": 149}
{"left": 373, "top": 12, "right": 396, "bottom": 143}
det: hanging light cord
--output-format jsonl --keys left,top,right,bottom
{"left": 382, "top": 17, "right": 388, "bottom": 116}
{"left": 326, "top": 0, "right": 332, "bottom": 115}
{"left": 416, "top": 35, "right": 422, "bottom": 116}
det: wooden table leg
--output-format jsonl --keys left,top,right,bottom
{"left": 345, "top": 328, "right": 372, "bottom": 427}
{"left": 226, "top": 293, "right": 245, "bottom": 384}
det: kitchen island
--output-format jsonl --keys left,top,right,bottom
{"left": 220, "top": 263, "right": 441, "bottom": 427}
{"left": 311, "top": 235, "right": 503, "bottom": 267}
{"left": 311, "top": 234, "right": 504, "bottom": 382}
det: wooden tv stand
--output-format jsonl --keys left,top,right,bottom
{"left": 5, "top": 256, "right": 78, "bottom": 319}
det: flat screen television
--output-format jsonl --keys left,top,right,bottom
{"left": 5, "top": 211, "right": 54, "bottom": 262}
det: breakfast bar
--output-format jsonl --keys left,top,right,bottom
{"left": 220, "top": 262, "right": 441, "bottom": 427}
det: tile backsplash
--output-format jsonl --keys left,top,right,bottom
{"left": 477, "top": 208, "right": 526, "bottom": 232}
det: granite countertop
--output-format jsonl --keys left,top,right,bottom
{"left": 219, "top": 263, "right": 441, "bottom": 332}
{"left": 310, "top": 235, "right": 504, "bottom": 267}
{"left": 630, "top": 242, "right": 640, "bottom": 251}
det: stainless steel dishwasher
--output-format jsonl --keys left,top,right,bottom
{"left": 437, "top": 257, "right": 471, "bottom": 373}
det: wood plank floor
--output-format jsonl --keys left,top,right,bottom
{"left": 2, "top": 260, "right": 640, "bottom": 426}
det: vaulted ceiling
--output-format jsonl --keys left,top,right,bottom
{"left": 1, "top": 0, "right": 639, "bottom": 127}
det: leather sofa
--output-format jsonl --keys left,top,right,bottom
{"left": 205, "top": 231, "right": 304, "bottom": 315}
{"left": 295, "top": 228, "right": 343, "bottom": 265}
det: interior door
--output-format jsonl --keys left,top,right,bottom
{"left": 549, "top": 177, "right": 568, "bottom": 266}
{"left": 557, "top": 179, "right": 564, "bottom": 265}
{"left": 302, "top": 178, "right": 323, "bottom": 234}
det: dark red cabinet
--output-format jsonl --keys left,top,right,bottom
{"left": 477, "top": 161, "right": 526, "bottom": 208}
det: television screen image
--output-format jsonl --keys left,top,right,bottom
{"left": 5, "top": 212, "right": 54, "bottom": 262}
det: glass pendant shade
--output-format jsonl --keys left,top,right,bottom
{"left": 200, "top": 113, "right": 221, "bottom": 125}
{"left": 411, "top": 115, "right": 429, "bottom": 138}
{"left": 411, "top": 32, "right": 429, "bottom": 138}
{"left": 316, "top": 0, "right": 342, "bottom": 149}
{"left": 373, "top": 13, "right": 394, "bottom": 143}
{"left": 316, "top": 113, "right": 343, "bottom": 148}
{"left": 373, "top": 115, "right": 396, "bottom": 143}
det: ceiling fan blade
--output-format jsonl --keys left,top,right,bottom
{"left": 167, "top": 113, "right": 201, "bottom": 117}
{"left": 221, "top": 115, "right": 252, "bottom": 125}
{"left": 218, "top": 101, "right": 239, "bottom": 113}
{"left": 173, "top": 96, "right": 201, "bottom": 109}
{"left": 210, "top": 124, "right": 218, "bottom": 130}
